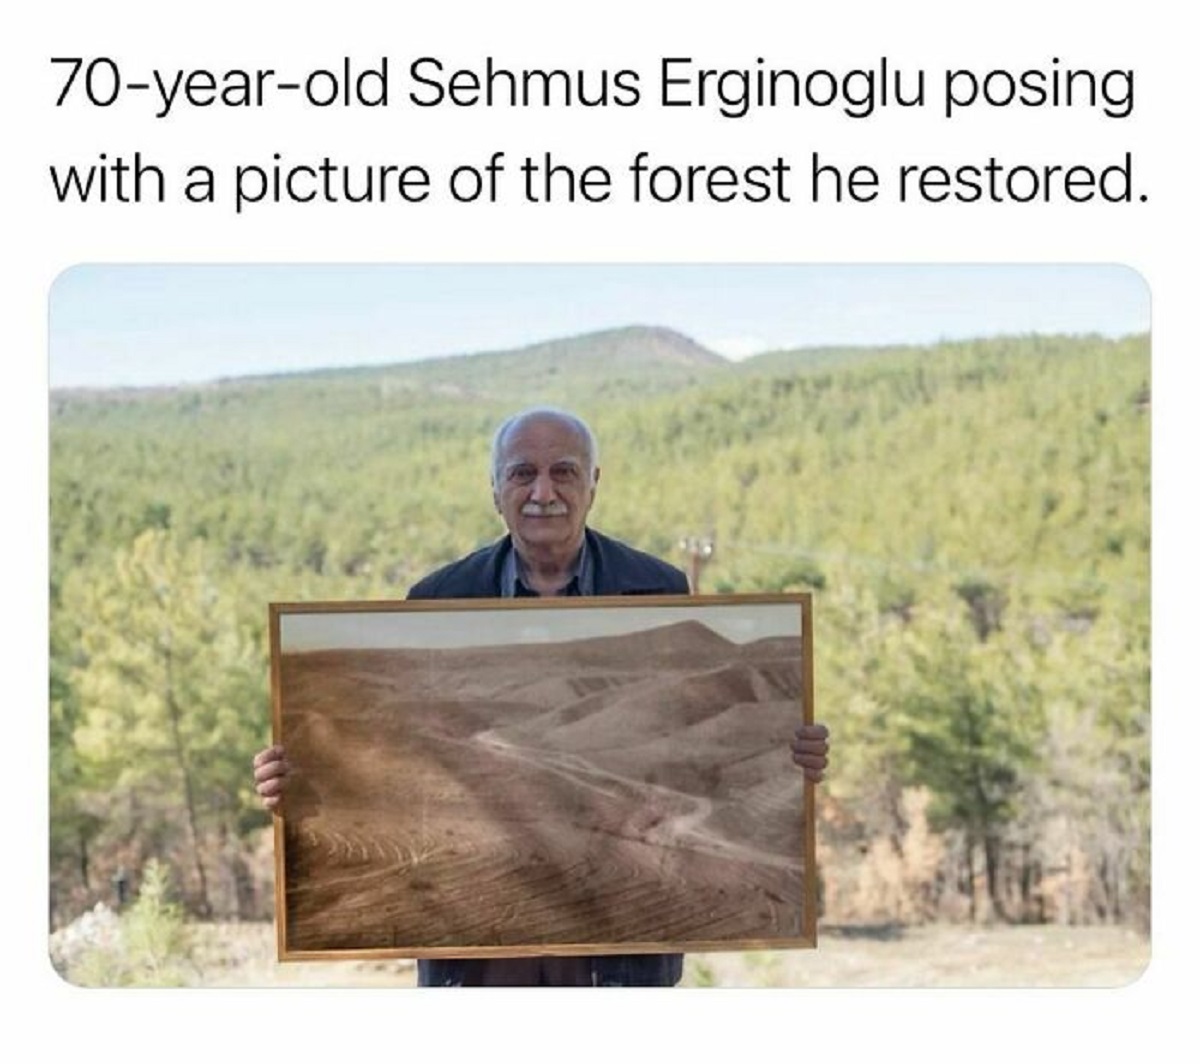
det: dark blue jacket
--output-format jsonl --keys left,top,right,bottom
{"left": 407, "top": 527, "right": 689, "bottom": 987}
{"left": 408, "top": 527, "right": 689, "bottom": 601}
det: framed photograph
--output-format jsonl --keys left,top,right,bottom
{"left": 269, "top": 592, "right": 815, "bottom": 961}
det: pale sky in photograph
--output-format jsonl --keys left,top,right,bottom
{"left": 47, "top": 263, "right": 1149, "bottom": 389}
{"left": 280, "top": 601, "right": 803, "bottom": 651}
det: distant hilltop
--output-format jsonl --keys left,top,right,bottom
{"left": 49, "top": 324, "right": 731, "bottom": 403}
{"left": 47, "top": 327, "right": 1149, "bottom": 416}
{"left": 423, "top": 324, "right": 730, "bottom": 375}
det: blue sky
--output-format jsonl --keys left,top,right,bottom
{"left": 47, "top": 263, "right": 1150, "bottom": 389}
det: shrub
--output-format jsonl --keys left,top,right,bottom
{"left": 66, "top": 859, "right": 195, "bottom": 987}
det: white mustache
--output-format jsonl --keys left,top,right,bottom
{"left": 521, "top": 502, "right": 569, "bottom": 517}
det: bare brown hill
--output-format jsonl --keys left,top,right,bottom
{"left": 485, "top": 660, "right": 796, "bottom": 752}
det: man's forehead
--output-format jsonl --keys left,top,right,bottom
{"left": 499, "top": 418, "right": 589, "bottom": 461}
{"left": 501, "top": 450, "right": 586, "bottom": 468}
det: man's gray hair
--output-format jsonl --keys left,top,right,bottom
{"left": 490, "top": 407, "right": 600, "bottom": 486}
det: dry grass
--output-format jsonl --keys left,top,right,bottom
{"left": 686, "top": 923, "right": 1149, "bottom": 988}
{"left": 186, "top": 921, "right": 1148, "bottom": 989}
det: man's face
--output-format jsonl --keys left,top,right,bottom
{"left": 493, "top": 415, "right": 598, "bottom": 557}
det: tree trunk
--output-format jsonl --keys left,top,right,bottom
{"left": 163, "top": 640, "right": 212, "bottom": 917}
{"left": 966, "top": 841, "right": 977, "bottom": 922}
{"left": 79, "top": 829, "right": 91, "bottom": 890}
{"left": 984, "top": 833, "right": 1004, "bottom": 921}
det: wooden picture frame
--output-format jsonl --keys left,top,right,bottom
{"left": 269, "top": 592, "right": 815, "bottom": 961}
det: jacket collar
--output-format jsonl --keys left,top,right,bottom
{"left": 489, "top": 527, "right": 678, "bottom": 597}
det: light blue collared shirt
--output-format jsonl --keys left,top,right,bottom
{"left": 499, "top": 536, "right": 595, "bottom": 598}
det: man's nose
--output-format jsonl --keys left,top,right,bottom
{"left": 530, "top": 470, "right": 557, "bottom": 502}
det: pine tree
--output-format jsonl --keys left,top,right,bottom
{"left": 67, "top": 530, "right": 265, "bottom": 916}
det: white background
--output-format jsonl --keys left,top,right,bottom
{"left": 6, "top": 2, "right": 1194, "bottom": 1061}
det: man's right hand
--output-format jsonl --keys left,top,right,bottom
{"left": 253, "top": 744, "right": 290, "bottom": 813}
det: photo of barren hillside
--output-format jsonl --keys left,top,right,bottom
{"left": 273, "top": 597, "right": 813, "bottom": 959}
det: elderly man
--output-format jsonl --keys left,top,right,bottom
{"left": 253, "top": 406, "right": 830, "bottom": 986}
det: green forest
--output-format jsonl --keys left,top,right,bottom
{"left": 48, "top": 325, "right": 1150, "bottom": 935}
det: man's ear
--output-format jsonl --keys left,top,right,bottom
{"left": 492, "top": 486, "right": 501, "bottom": 514}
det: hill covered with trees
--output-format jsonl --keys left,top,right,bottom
{"left": 49, "top": 325, "right": 1150, "bottom": 933}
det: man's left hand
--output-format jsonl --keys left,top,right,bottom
{"left": 791, "top": 723, "right": 830, "bottom": 784}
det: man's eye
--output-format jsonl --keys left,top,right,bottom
{"left": 507, "top": 466, "right": 536, "bottom": 484}
{"left": 550, "top": 464, "right": 580, "bottom": 482}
